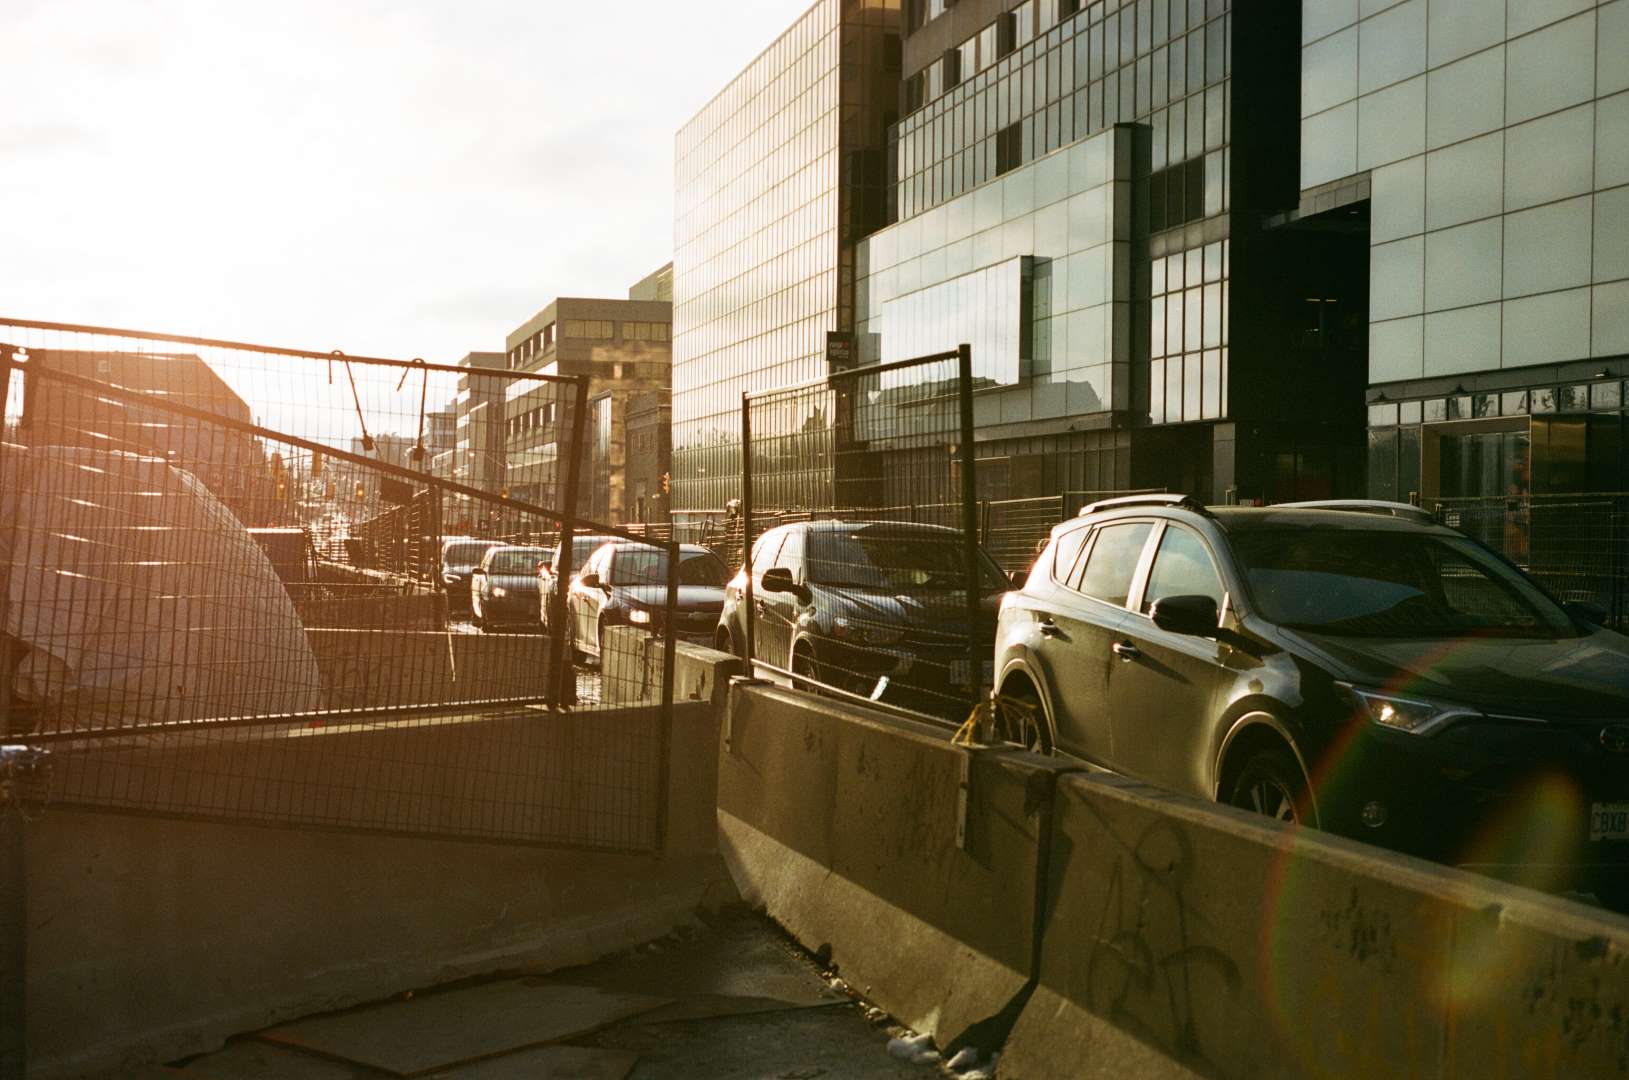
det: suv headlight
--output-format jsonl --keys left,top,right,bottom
{"left": 628, "top": 608, "right": 652, "bottom": 625}
{"left": 832, "top": 615, "right": 903, "bottom": 647}
{"left": 491, "top": 586, "right": 507, "bottom": 598}
{"left": 1340, "top": 684, "right": 1483, "bottom": 736}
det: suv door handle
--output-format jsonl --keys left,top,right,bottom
{"left": 1038, "top": 617, "right": 1065, "bottom": 638}
{"left": 1112, "top": 640, "right": 1140, "bottom": 660}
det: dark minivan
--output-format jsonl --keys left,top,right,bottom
{"left": 993, "top": 494, "right": 1629, "bottom": 906}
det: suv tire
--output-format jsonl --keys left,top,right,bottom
{"left": 1228, "top": 746, "right": 1311, "bottom": 825}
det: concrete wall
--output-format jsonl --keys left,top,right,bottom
{"left": 602, "top": 628, "right": 740, "bottom": 708}
{"left": 718, "top": 682, "right": 1629, "bottom": 1078}
{"left": 295, "top": 592, "right": 443, "bottom": 629}
{"left": 1002, "top": 772, "right": 1629, "bottom": 1080}
{"left": 24, "top": 701, "right": 731, "bottom": 1079}
{"left": 717, "top": 682, "right": 1078, "bottom": 1050}
{"left": 307, "top": 628, "right": 550, "bottom": 711}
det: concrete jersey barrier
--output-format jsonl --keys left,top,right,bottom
{"left": 1001, "top": 772, "right": 1629, "bottom": 1080}
{"left": 717, "top": 681, "right": 1079, "bottom": 1050}
{"left": 716, "top": 682, "right": 1629, "bottom": 1079}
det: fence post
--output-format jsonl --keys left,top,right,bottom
{"left": 0, "top": 746, "right": 47, "bottom": 1080}
{"left": 741, "top": 392, "right": 755, "bottom": 675}
{"left": 1609, "top": 495, "right": 1622, "bottom": 628}
{"left": 956, "top": 344, "right": 985, "bottom": 723}
{"left": 550, "top": 377, "right": 590, "bottom": 709}
{"left": 655, "top": 539, "right": 680, "bottom": 852}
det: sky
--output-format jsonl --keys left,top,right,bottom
{"left": 3, "top": 0, "right": 807, "bottom": 365}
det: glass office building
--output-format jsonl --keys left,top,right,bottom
{"left": 676, "top": 0, "right": 1367, "bottom": 510}
{"left": 863, "top": 0, "right": 1357, "bottom": 501}
{"left": 671, "top": 0, "right": 899, "bottom": 517}
{"left": 1302, "top": 0, "right": 1629, "bottom": 499}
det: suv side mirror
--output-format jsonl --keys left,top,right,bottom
{"left": 580, "top": 572, "right": 602, "bottom": 590}
{"left": 1150, "top": 594, "right": 1220, "bottom": 637}
{"left": 761, "top": 566, "right": 810, "bottom": 601}
{"left": 471, "top": 566, "right": 486, "bottom": 576}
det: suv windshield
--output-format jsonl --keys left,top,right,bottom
{"left": 611, "top": 550, "right": 728, "bottom": 587}
{"left": 444, "top": 542, "right": 494, "bottom": 568}
{"left": 1231, "top": 528, "right": 1577, "bottom": 639}
{"left": 808, "top": 529, "right": 1006, "bottom": 591}
{"left": 487, "top": 548, "right": 546, "bottom": 575}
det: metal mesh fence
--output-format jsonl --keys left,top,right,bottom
{"left": 736, "top": 348, "right": 998, "bottom": 724}
{"left": 1433, "top": 493, "right": 1627, "bottom": 631}
{"left": 0, "top": 320, "right": 680, "bottom": 851}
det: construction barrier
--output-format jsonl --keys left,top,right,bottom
{"left": 717, "top": 683, "right": 1629, "bottom": 1078}
{"left": 717, "top": 682, "right": 1078, "bottom": 1049}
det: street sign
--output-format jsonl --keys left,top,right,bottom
{"left": 826, "top": 331, "right": 856, "bottom": 372}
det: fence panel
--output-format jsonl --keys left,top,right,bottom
{"left": 1434, "top": 493, "right": 1627, "bottom": 631}
{"left": 739, "top": 348, "right": 994, "bottom": 724}
{"left": 0, "top": 321, "right": 676, "bottom": 853}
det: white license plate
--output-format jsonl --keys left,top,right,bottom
{"left": 949, "top": 659, "right": 996, "bottom": 688}
{"left": 1590, "top": 803, "right": 1629, "bottom": 841}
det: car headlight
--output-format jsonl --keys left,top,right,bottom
{"left": 832, "top": 615, "right": 903, "bottom": 647}
{"left": 1340, "top": 684, "right": 1482, "bottom": 736}
{"left": 492, "top": 586, "right": 507, "bottom": 598}
{"left": 628, "top": 608, "right": 652, "bottom": 625}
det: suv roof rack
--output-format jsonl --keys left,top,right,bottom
{"left": 1078, "top": 493, "right": 1210, "bottom": 518}
{"left": 1277, "top": 499, "right": 1435, "bottom": 524}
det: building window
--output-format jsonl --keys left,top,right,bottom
{"left": 995, "top": 122, "right": 1022, "bottom": 175}
{"left": 543, "top": 322, "right": 555, "bottom": 348}
{"left": 1013, "top": 0, "right": 1036, "bottom": 47}
{"left": 563, "top": 319, "right": 613, "bottom": 339}
{"left": 625, "top": 321, "right": 671, "bottom": 341}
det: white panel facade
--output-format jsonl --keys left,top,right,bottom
{"left": 1303, "top": 0, "right": 1629, "bottom": 382}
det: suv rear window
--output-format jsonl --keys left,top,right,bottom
{"left": 1077, "top": 523, "right": 1153, "bottom": 608}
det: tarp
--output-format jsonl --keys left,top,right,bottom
{"left": 1, "top": 444, "right": 323, "bottom": 730}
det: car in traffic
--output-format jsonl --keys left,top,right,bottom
{"left": 537, "top": 532, "right": 617, "bottom": 634}
{"left": 993, "top": 494, "right": 1629, "bottom": 905}
{"left": 566, "top": 542, "right": 729, "bottom": 661}
{"left": 440, "top": 537, "right": 501, "bottom": 612}
{"left": 716, "top": 520, "right": 1009, "bottom": 718}
{"left": 470, "top": 544, "right": 547, "bottom": 630}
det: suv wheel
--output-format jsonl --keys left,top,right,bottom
{"left": 995, "top": 685, "right": 1052, "bottom": 754}
{"left": 1228, "top": 747, "right": 1311, "bottom": 825}
{"left": 791, "top": 647, "right": 822, "bottom": 693}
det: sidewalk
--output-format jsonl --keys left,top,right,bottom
{"left": 139, "top": 910, "right": 943, "bottom": 1079}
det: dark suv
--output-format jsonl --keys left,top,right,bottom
{"left": 717, "top": 520, "right": 1009, "bottom": 718}
{"left": 993, "top": 494, "right": 1629, "bottom": 905}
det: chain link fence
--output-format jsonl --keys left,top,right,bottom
{"left": 0, "top": 319, "right": 682, "bottom": 853}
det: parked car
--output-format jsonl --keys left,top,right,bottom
{"left": 716, "top": 521, "right": 1009, "bottom": 718}
{"left": 993, "top": 494, "right": 1629, "bottom": 905}
{"left": 440, "top": 537, "right": 501, "bottom": 612}
{"left": 567, "top": 542, "right": 729, "bottom": 661}
{"left": 537, "top": 533, "right": 617, "bottom": 633}
{"left": 470, "top": 544, "right": 547, "bottom": 629}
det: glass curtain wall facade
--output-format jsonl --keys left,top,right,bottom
{"left": 857, "top": 126, "right": 1135, "bottom": 424}
{"left": 867, "top": 0, "right": 1243, "bottom": 499}
{"left": 894, "top": 1, "right": 1234, "bottom": 431}
{"left": 671, "top": 0, "right": 901, "bottom": 518}
{"left": 1302, "top": 0, "right": 1629, "bottom": 499}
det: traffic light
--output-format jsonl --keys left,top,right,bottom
{"left": 661, "top": 471, "right": 671, "bottom": 495}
